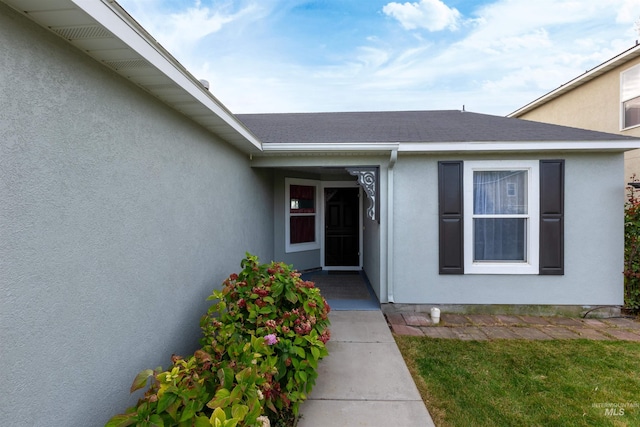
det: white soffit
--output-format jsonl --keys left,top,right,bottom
{"left": 2, "top": 0, "right": 262, "bottom": 153}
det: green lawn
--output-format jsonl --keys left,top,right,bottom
{"left": 395, "top": 337, "right": 640, "bottom": 427}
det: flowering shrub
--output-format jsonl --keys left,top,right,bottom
{"left": 106, "top": 254, "right": 330, "bottom": 427}
{"left": 200, "top": 254, "right": 331, "bottom": 419}
{"left": 625, "top": 181, "right": 640, "bottom": 310}
{"left": 106, "top": 344, "right": 267, "bottom": 427}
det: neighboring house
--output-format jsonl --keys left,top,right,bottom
{"left": 2, "top": 1, "right": 639, "bottom": 427}
{"left": 508, "top": 43, "right": 640, "bottom": 183}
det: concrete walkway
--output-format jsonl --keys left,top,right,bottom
{"left": 386, "top": 312, "right": 640, "bottom": 341}
{"left": 297, "top": 310, "right": 435, "bottom": 427}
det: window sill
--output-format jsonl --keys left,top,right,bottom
{"left": 622, "top": 122, "right": 640, "bottom": 132}
{"left": 285, "top": 242, "right": 320, "bottom": 253}
{"left": 465, "top": 262, "right": 538, "bottom": 275}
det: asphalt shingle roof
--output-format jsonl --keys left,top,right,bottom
{"left": 237, "top": 110, "right": 636, "bottom": 144}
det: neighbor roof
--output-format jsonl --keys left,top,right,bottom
{"left": 237, "top": 110, "right": 636, "bottom": 144}
{"left": 509, "top": 43, "right": 640, "bottom": 117}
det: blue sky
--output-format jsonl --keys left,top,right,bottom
{"left": 118, "top": 0, "right": 640, "bottom": 115}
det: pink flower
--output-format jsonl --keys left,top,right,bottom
{"left": 264, "top": 334, "right": 278, "bottom": 345}
{"left": 320, "top": 329, "right": 331, "bottom": 344}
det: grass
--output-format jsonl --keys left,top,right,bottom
{"left": 395, "top": 337, "right": 640, "bottom": 427}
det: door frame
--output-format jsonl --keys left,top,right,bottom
{"left": 321, "top": 181, "right": 363, "bottom": 270}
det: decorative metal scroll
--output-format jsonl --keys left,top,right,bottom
{"left": 346, "top": 167, "right": 379, "bottom": 222}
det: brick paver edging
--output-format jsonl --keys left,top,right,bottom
{"left": 385, "top": 313, "right": 640, "bottom": 341}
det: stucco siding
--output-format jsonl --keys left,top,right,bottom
{"left": 0, "top": 5, "right": 273, "bottom": 427}
{"left": 392, "top": 153, "right": 624, "bottom": 305}
{"left": 363, "top": 213, "right": 381, "bottom": 300}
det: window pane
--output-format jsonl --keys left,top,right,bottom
{"left": 290, "top": 185, "right": 315, "bottom": 213}
{"left": 624, "top": 97, "right": 640, "bottom": 128}
{"left": 290, "top": 216, "right": 315, "bottom": 244}
{"left": 474, "top": 170, "right": 527, "bottom": 215}
{"left": 474, "top": 218, "right": 526, "bottom": 261}
{"left": 622, "top": 66, "right": 640, "bottom": 101}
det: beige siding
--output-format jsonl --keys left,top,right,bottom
{"left": 517, "top": 56, "right": 640, "bottom": 183}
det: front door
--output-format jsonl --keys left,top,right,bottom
{"left": 324, "top": 187, "right": 359, "bottom": 267}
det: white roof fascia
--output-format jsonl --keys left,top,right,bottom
{"left": 508, "top": 43, "right": 640, "bottom": 118}
{"left": 261, "top": 143, "right": 400, "bottom": 153}
{"left": 259, "top": 141, "right": 640, "bottom": 155}
{"left": 397, "top": 141, "right": 640, "bottom": 153}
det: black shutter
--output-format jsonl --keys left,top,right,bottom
{"left": 539, "top": 160, "right": 564, "bottom": 275}
{"left": 438, "top": 161, "right": 464, "bottom": 274}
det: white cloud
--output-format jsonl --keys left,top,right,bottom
{"left": 382, "top": 0, "right": 461, "bottom": 31}
{"left": 118, "top": 1, "right": 264, "bottom": 56}
{"left": 116, "top": 0, "right": 640, "bottom": 116}
{"left": 616, "top": 0, "right": 640, "bottom": 24}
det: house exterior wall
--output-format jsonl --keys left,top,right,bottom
{"left": 0, "top": 5, "right": 273, "bottom": 427}
{"left": 515, "top": 55, "right": 640, "bottom": 182}
{"left": 392, "top": 152, "right": 624, "bottom": 305}
{"left": 264, "top": 157, "right": 390, "bottom": 300}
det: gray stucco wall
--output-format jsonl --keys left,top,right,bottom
{"left": 392, "top": 152, "right": 624, "bottom": 305}
{"left": 0, "top": 5, "right": 273, "bottom": 426}
{"left": 362, "top": 214, "right": 381, "bottom": 300}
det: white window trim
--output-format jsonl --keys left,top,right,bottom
{"left": 285, "top": 178, "right": 321, "bottom": 253}
{"left": 620, "top": 63, "right": 640, "bottom": 131}
{"left": 463, "top": 160, "right": 539, "bottom": 275}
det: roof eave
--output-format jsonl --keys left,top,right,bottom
{"left": 260, "top": 142, "right": 400, "bottom": 154}
{"left": 2, "top": 0, "right": 263, "bottom": 153}
{"left": 261, "top": 140, "right": 640, "bottom": 155}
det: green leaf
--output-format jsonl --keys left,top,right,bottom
{"left": 285, "top": 290, "right": 298, "bottom": 303}
{"left": 208, "top": 388, "right": 231, "bottom": 409}
{"left": 307, "top": 357, "right": 318, "bottom": 370}
{"left": 293, "top": 346, "right": 306, "bottom": 358}
{"left": 291, "top": 358, "right": 300, "bottom": 369}
{"left": 156, "top": 392, "right": 178, "bottom": 414}
{"left": 246, "top": 401, "right": 262, "bottom": 423}
{"left": 271, "top": 282, "right": 284, "bottom": 296}
{"left": 149, "top": 414, "right": 164, "bottom": 427}
{"left": 178, "top": 400, "right": 198, "bottom": 423}
{"left": 259, "top": 306, "right": 273, "bottom": 314}
{"left": 310, "top": 346, "right": 320, "bottom": 360}
{"left": 130, "top": 369, "right": 155, "bottom": 393}
{"left": 194, "top": 415, "right": 212, "bottom": 427}
{"left": 211, "top": 407, "right": 227, "bottom": 423}
{"left": 231, "top": 403, "right": 249, "bottom": 420}
{"left": 298, "top": 370, "right": 308, "bottom": 383}
{"left": 218, "top": 367, "right": 234, "bottom": 390}
{"left": 229, "top": 385, "right": 243, "bottom": 403}
{"left": 104, "top": 414, "right": 135, "bottom": 427}
{"left": 235, "top": 367, "right": 252, "bottom": 383}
